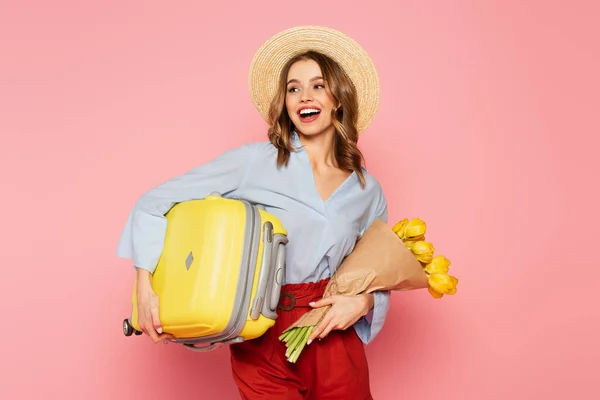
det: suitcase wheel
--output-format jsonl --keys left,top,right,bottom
{"left": 123, "top": 318, "right": 134, "bottom": 337}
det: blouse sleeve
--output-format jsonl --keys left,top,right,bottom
{"left": 354, "top": 182, "right": 392, "bottom": 344}
{"left": 115, "top": 143, "right": 257, "bottom": 274}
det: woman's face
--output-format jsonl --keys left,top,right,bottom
{"left": 285, "top": 59, "right": 336, "bottom": 137}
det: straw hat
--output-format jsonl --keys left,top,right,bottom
{"left": 248, "top": 25, "right": 380, "bottom": 134}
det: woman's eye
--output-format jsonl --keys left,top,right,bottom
{"left": 288, "top": 87, "right": 299, "bottom": 93}
{"left": 315, "top": 84, "right": 324, "bottom": 89}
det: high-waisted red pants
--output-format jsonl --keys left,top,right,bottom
{"left": 229, "top": 278, "right": 373, "bottom": 399}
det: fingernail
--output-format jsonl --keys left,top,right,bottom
{"left": 309, "top": 302, "right": 315, "bottom": 306}
{"left": 307, "top": 339, "right": 312, "bottom": 345}
{"left": 157, "top": 327, "right": 163, "bottom": 334}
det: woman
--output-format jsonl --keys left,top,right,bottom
{"left": 116, "top": 26, "right": 390, "bottom": 399}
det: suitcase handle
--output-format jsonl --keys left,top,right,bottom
{"left": 182, "top": 336, "right": 244, "bottom": 352}
{"left": 183, "top": 343, "right": 218, "bottom": 352}
{"left": 250, "top": 223, "right": 288, "bottom": 321}
{"left": 269, "top": 241, "right": 286, "bottom": 313}
{"left": 250, "top": 222, "right": 274, "bottom": 320}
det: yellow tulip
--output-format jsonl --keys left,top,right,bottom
{"left": 392, "top": 218, "right": 408, "bottom": 236}
{"left": 428, "top": 273, "right": 458, "bottom": 295}
{"left": 407, "top": 234, "right": 426, "bottom": 242}
{"left": 424, "top": 255, "right": 451, "bottom": 275}
{"left": 403, "top": 239, "right": 420, "bottom": 249}
{"left": 450, "top": 276, "right": 458, "bottom": 286}
{"left": 411, "top": 241, "right": 435, "bottom": 263}
{"left": 428, "top": 286, "right": 444, "bottom": 299}
{"left": 405, "top": 218, "right": 427, "bottom": 239}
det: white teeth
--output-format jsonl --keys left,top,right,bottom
{"left": 300, "top": 108, "right": 320, "bottom": 115}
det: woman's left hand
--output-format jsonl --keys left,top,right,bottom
{"left": 307, "top": 293, "right": 374, "bottom": 344}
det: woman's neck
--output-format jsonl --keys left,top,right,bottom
{"left": 297, "top": 128, "right": 338, "bottom": 170}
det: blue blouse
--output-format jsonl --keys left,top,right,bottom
{"left": 116, "top": 133, "right": 391, "bottom": 344}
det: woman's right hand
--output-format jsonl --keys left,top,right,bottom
{"left": 135, "top": 268, "right": 174, "bottom": 343}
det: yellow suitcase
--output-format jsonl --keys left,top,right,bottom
{"left": 122, "top": 192, "right": 288, "bottom": 351}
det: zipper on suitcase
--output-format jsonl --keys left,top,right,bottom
{"left": 225, "top": 201, "right": 261, "bottom": 340}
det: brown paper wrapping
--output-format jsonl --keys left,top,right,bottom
{"left": 283, "top": 219, "right": 429, "bottom": 330}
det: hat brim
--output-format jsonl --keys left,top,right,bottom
{"left": 248, "top": 26, "right": 380, "bottom": 134}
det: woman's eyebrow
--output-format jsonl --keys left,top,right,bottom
{"left": 287, "top": 76, "right": 324, "bottom": 85}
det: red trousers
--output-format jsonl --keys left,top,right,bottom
{"left": 229, "top": 278, "right": 373, "bottom": 400}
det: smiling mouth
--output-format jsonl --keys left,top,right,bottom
{"left": 298, "top": 108, "right": 321, "bottom": 123}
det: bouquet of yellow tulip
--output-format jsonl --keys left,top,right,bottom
{"left": 279, "top": 217, "right": 458, "bottom": 363}
{"left": 392, "top": 218, "right": 459, "bottom": 298}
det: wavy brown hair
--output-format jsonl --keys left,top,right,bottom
{"left": 267, "top": 51, "right": 367, "bottom": 188}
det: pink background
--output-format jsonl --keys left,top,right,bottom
{"left": 1, "top": 1, "right": 598, "bottom": 399}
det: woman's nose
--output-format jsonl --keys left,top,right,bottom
{"left": 301, "top": 90, "right": 313, "bottom": 102}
